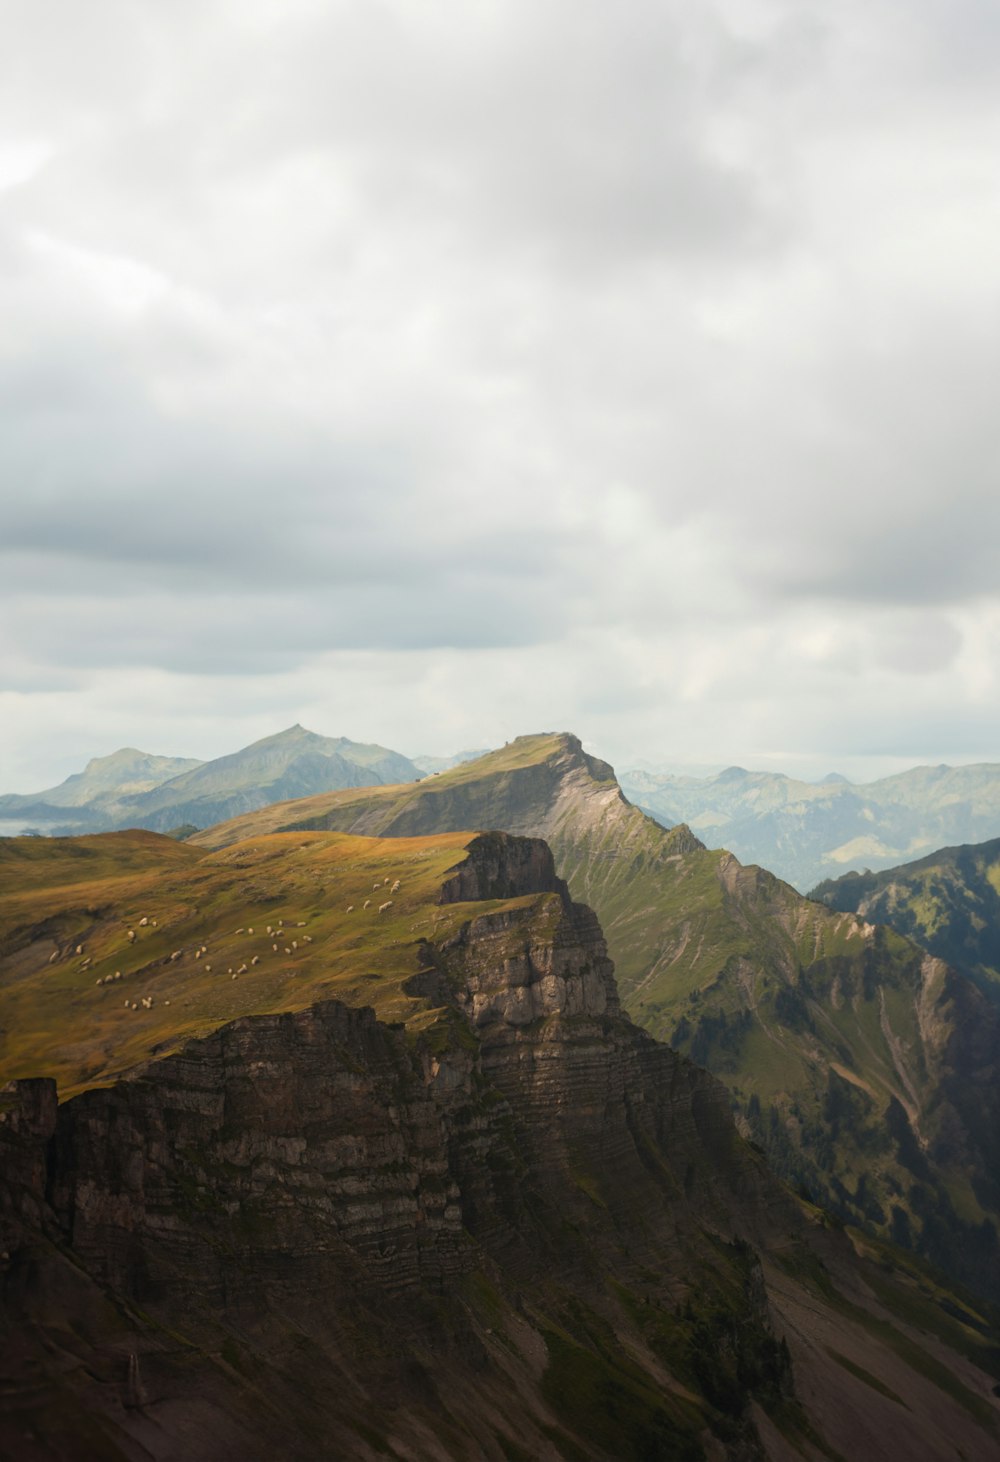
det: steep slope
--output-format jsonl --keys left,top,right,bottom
{"left": 2, "top": 828, "right": 998, "bottom": 1460}
{"left": 192, "top": 736, "right": 1000, "bottom": 1300}
{"left": 0, "top": 748, "right": 203, "bottom": 833}
{"left": 623, "top": 762, "right": 1000, "bottom": 891}
{"left": 812, "top": 836, "right": 1000, "bottom": 1005}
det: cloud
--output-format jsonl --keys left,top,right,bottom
{"left": 1, "top": 0, "right": 999, "bottom": 786}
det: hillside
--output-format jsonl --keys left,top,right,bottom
{"left": 812, "top": 836, "right": 1000, "bottom": 1005}
{"left": 2, "top": 827, "right": 999, "bottom": 1460}
{"left": 192, "top": 735, "right": 1000, "bottom": 1301}
{"left": 0, "top": 726, "right": 423, "bottom": 836}
{"left": 622, "top": 762, "right": 1000, "bottom": 891}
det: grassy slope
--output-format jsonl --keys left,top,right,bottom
{"left": 0, "top": 827, "right": 542, "bottom": 1098}
{"left": 192, "top": 735, "right": 1000, "bottom": 1295}
{"left": 812, "top": 836, "right": 1000, "bottom": 1005}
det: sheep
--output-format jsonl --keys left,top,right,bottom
{"left": 251, "top": 955, "right": 259, "bottom": 966}
{"left": 127, "top": 930, "right": 135, "bottom": 943}
{"left": 170, "top": 950, "right": 182, "bottom": 962}
{"left": 346, "top": 905, "right": 354, "bottom": 913}
{"left": 235, "top": 927, "right": 245, "bottom": 935}
{"left": 302, "top": 935, "right": 312, "bottom": 943}
{"left": 363, "top": 900, "right": 371, "bottom": 910}
{"left": 138, "top": 917, "right": 148, "bottom": 927}
{"left": 238, "top": 963, "right": 247, "bottom": 974}
{"left": 114, "top": 971, "right": 121, "bottom": 980}
{"left": 391, "top": 880, "right": 401, "bottom": 893}
{"left": 151, "top": 919, "right": 157, "bottom": 926}
{"left": 284, "top": 947, "right": 291, "bottom": 954}
{"left": 231, "top": 973, "right": 238, "bottom": 981}
{"left": 273, "top": 943, "right": 278, "bottom": 952}
{"left": 378, "top": 900, "right": 393, "bottom": 914}
{"left": 373, "top": 882, "right": 380, "bottom": 891}
{"left": 76, "top": 944, "right": 84, "bottom": 956}
{"left": 205, "top": 964, "right": 212, "bottom": 973}
{"left": 248, "top": 927, "right": 254, "bottom": 934}
{"left": 124, "top": 999, "right": 130, "bottom": 1007}
{"left": 164, "top": 1000, "right": 170, "bottom": 1006}
{"left": 48, "top": 951, "right": 59, "bottom": 964}
{"left": 291, "top": 939, "right": 297, "bottom": 950}
{"left": 266, "top": 925, "right": 273, "bottom": 935}
{"left": 95, "top": 978, "right": 102, "bottom": 986}
{"left": 296, "top": 921, "right": 306, "bottom": 927}
{"left": 131, "top": 1002, "right": 138, "bottom": 1010}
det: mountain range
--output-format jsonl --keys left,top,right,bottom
{"left": 0, "top": 726, "right": 423, "bottom": 836}
{"left": 621, "top": 762, "right": 1000, "bottom": 891}
{"left": 2, "top": 823, "right": 998, "bottom": 1459}
{"left": 192, "top": 734, "right": 1000, "bottom": 1305}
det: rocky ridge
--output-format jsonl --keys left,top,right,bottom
{"left": 191, "top": 736, "right": 1000, "bottom": 1302}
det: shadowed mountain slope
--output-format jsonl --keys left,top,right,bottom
{"left": 623, "top": 762, "right": 1000, "bottom": 892}
{"left": 2, "top": 827, "right": 999, "bottom": 1460}
{"left": 0, "top": 748, "right": 203, "bottom": 831}
{"left": 192, "top": 735, "right": 1000, "bottom": 1301}
{"left": 812, "top": 836, "right": 1000, "bottom": 1006}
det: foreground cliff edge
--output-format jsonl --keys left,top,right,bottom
{"left": 2, "top": 829, "right": 998, "bottom": 1460}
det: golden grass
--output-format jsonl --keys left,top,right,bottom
{"left": 0, "top": 827, "right": 533, "bottom": 1099}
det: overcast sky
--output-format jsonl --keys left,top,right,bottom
{"left": 3, "top": 0, "right": 999, "bottom": 791}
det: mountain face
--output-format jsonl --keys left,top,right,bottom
{"left": 621, "top": 763, "right": 1000, "bottom": 892}
{"left": 812, "top": 836, "right": 1000, "bottom": 1006}
{"left": 0, "top": 748, "right": 203, "bottom": 831}
{"left": 0, "top": 727, "right": 422, "bottom": 836}
{"left": 3, "top": 827, "right": 998, "bottom": 1460}
{"left": 192, "top": 735, "right": 1000, "bottom": 1303}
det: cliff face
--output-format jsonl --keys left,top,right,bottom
{"left": 2, "top": 834, "right": 999, "bottom": 1461}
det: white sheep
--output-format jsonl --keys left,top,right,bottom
{"left": 138, "top": 917, "right": 148, "bottom": 927}
{"left": 378, "top": 900, "right": 393, "bottom": 914}
{"left": 363, "top": 900, "right": 371, "bottom": 910}
{"left": 346, "top": 905, "right": 354, "bottom": 913}
{"left": 251, "top": 955, "right": 259, "bottom": 966}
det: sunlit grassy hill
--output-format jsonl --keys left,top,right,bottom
{"left": 0, "top": 826, "right": 540, "bottom": 1098}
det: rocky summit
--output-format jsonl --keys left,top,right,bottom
{"left": 2, "top": 826, "right": 999, "bottom": 1459}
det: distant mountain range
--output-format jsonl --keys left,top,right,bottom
{"left": 0, "top": 726, "right": 423, "bottom": 835}
{"left": 621, "top": 762, "right": 1000, "bottom": 890}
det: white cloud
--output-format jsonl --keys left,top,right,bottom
{"left": 2, "top": 0, "right": 999, "bottom": 788}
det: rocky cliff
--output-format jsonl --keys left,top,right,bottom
{"left": 2, "top": 832, "right": 998, "bottom": 1460}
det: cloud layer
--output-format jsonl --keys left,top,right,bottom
{"left": 3, "top": 0, "right": 999, "bottom": 787}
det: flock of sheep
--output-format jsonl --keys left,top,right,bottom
{"left": 77, "top": 871, "right": 405, "bottom": 1016}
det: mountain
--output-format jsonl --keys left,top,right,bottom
{"left": 812, "top": 836, "right": 1000, "bottom": 1006}
{"left": 3, "top": 826, "right": 998, "bottom": 1459}
{"left": 621, "top": 762, "right": 1000, "bottom": 892}
{"left": 0, "top": 748, "right": 203, "bottom": 832}
{"left": 191, "top": 734, "right": 1000, "bottom": 1303}
{"left": 0, "top": 727, "right": 423, "bottom": 836}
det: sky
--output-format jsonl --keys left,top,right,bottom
{"left": 3, "top": 0, "right": 1000, "bottom": 791}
